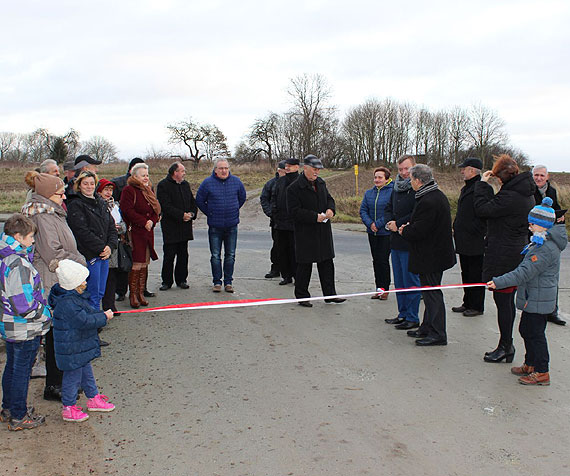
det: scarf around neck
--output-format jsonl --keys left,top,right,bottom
{"left": 127, "top": 176, "right": 161, "bottom": 216}
{"left": 415, "top": 180, "right": 439, "bottom": 199}
{"left": 393, "top": 175, "right": 411, "bottom": 192}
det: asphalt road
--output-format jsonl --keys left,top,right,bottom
{"left": 2, "top": 224, "right": 570, "bottom": 476}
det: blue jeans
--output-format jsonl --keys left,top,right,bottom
{"left": 87, "top": 257, "right": 110, "bottom": 310}
{"left": 2, "top": 336, "right": 41, "bottom": 420}
{"left": 391, "top": 249, "right": 421, "bottom": 323}
{"left": 208, "top": 226, "right": 238, "bottom": 285}
{"left": 61, "top": 363, "right": 99, "bottom": 407}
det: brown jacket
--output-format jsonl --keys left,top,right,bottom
{"left": 22, "top": 194, "right": 86, "bottom": 291}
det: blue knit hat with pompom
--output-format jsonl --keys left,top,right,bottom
{"left": 528, "top": 197, "right": 556, "bottom": 229}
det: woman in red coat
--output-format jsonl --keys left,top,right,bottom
{"left": 120, "top": 163, "right": 161, "bottom": 308}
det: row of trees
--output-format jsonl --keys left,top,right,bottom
{"left": 236, "top": 74, "right": 527, "bottom": 169}
{"left": 0, "top": 129, "right": 119, "bottom": 164}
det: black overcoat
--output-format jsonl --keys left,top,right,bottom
{"left": 453, "top": 175, "right": 486, "bottom": 256}
{"left": 401, "top": 187, "right": 456, "bottom": 275}
{"left": 272, "top": 171, "right": 299, "bottom": 231}
{"left": 286, "top": 173, "right": 335, "bottom": 263}
{"left": 67, "top": 193, "right": 118, "bottom": 261}
{"left": 156, "top": 175, "right": 198, "bottom": 244}
{"left": 473, "top": 171, "right": 536, "bottom": 281}
{"left": 534, "top": 181, "right": 561, "bottom": 209}
{"left": 383, "top": 182, "right": 416, "bottom": 251}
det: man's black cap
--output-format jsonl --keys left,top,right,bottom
{"left": 458, "top": 157, "right": 483, "bottom": 169}
{"left": 285, "top": 157, "right": 299, "bottom": 165}
{"left": 277, "top": 160, "right": 286, "bottom": 169}
{"left": 303, "top": 154, "right": 323, "bottom": 169}
{"left": 128, "top": 157, "right": 145, "bottom": 171}
{"left": 74, "top": 154, "right": 102, "bottom": 166}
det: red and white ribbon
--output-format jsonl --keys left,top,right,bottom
{"left": 119, "top": 283, "right": 488, "bottom": 314}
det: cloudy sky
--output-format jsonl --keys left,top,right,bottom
{"left": 2, "top": 0, "right": 569, "bottom": 170}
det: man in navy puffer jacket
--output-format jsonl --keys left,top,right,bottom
{"left": 196, "top": 159, "right": 246, "bottom": 293}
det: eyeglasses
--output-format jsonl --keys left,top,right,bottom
{"left": 54, "top": 192, "right": 66, "bottom": 197}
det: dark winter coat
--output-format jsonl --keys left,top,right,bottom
{"left": 67, "top": 193, "right": 118, "bottom": 262}
{"left": 272, "top": 172, "right": 299, "bottom": 231}
{"left": 401, "top": 186, "right": 456, "bottom": 275}
{"left": 360, "top": 181, "right": 393, "bottom": 236}
{"left": 493, "top": 224, "right": 567, "bottom": 314}
{"left": 473, "top": 171, "right": 536, "bottom": 281}
{"left": 157, "top": 175, "right": 198, "bottom": 244}
{"left": 453, "top": 175, "right": 486, "bottom": 256}
{"left": 48, "top": 284, "right": 107, "bottom": 372}
{"left": 384, "top": 180, "right": 416, "bottom": 251}
{"left": 534, "top": 181, "right": 561, "bottom": 209}
{"left": 286, "top": 173, "right": 335, "bottom": 264}
{"left": 260, "top": 174, "right": 278, "bottom": 226}
{"left": 120, "top": 185, "right": 160, "bottom": 262}
{"left": 195, "top": 171, "right": 246, "bottom": 229}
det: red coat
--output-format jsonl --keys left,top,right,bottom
{"left": 120, "top": 185, "right": 159, "bottom": 262}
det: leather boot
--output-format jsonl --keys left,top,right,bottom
{"left": 138, "top": 267, "right": 149, "bottom": 306}
{"left": 128, "top": 270, "right": 140, "bottom": 309}
{"left": 483, "top": 344, "right": 515, "bottom": 363}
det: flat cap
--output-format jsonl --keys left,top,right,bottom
{"left": 303, "top": 154, "right": 323, "bottom": 169}
{"left": 458, "top": 157, "right": 483, "bottom": 169}
{"left": 285, "top": 157, "right": 299, "bottom": 165}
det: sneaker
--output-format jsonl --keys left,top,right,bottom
{"left": 212, "top": 284, "right": 222, "bottom": 293}
{"left": 519, "top": 372, "right": 550, "bottom": 386}
{"left": 511, "top": 363, "right": 534, "bottom": 376}
{"left": 62, "top": 405, "right": 89, "bottom": 422}
{"left": 224, "top": 284, "right": 234, "bottom": 293}
{"left": 87, "top": 394, "right": 115, "bottom": 412}
{"left": 8, "top": 410, "right": 45, "bottom": 430}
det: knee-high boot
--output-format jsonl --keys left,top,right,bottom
{"left": 138, "top": 267, "right": 149, "bottom": 306}
{"left": 129, "top": 270, "right": 141, "bottom": 309}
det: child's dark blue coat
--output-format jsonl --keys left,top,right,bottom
{"left": 48, "top": 284, "right": 107, "bottom": 371}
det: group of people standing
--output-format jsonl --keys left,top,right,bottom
{"left": 354, "top": 154, "right": 566, "bottom": 385}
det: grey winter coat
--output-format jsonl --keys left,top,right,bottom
{"left": 493, "top": 224, "right": 567, "bottom": 314}
{"left": 21, "top": 194, "right": 86, "bottom": 291}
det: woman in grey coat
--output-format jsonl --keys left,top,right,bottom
{"left": 22, "top": 171, "right": 86, "bottom": 402}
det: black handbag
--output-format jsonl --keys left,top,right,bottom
{"left": 117, "top": 240, "right": 133, "bottom": 273}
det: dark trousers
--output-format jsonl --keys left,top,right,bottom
{"left": 102, "top": 267, "right": 118, "bottom": 312}
{"left": 419, "top": 272, "right": 447, "bottom": 340}
{"left": 269, "top": 227, "right": 279, "bottom": 273}
{"left": 519, "top": 311, "right": 549, "bottom": 372}
{"left": 493, "top": 290, "right": 516, "bottom": 348}
{"left": 116, "top": 270, "right": 128, "bottom": 297}
{"left": 44, "top": 327, "right": 62, "bottom": 388}
{"left": 275, "top": 229, "right": 296, "bottom": 279}
{"left": 161, "top": 241, "right": 189, "bottom": 286}
{"left": 295, "top": 259, "right": 336, "bottom": 299}
{"left": 368, "top": 234, "right": 391, "bottom": 290}
{"left": 458, "top": 254, "right": 485, "bottom": 312}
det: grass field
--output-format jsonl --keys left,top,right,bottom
{"left": 1, "top": 161, "right": 569, "bottom": 232}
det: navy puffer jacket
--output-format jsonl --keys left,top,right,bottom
{"left": 48, "top": 284, "right": 107, "bottom": 371}
{"left": 195, "top": 171, "right": 246, "bottom": 228}
{"left": 360, "top": 181, "right": 393, "bottom": 236}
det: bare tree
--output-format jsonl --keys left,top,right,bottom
{"left": 448, "top": 106, "right": 470, "bottom": 165}
{"left": 247, "top": 113, "right": 279, "bottom": 162}
{"left": 0, "top": 132, "right": 16, "bottom": 161}
{"left": 467, "top": 104, "right": 507, "bottom": 169}
{"left": 167, "top": 118, "right": 229, "bottom": 166}
{"left": 82, "top": 136, "right": 119, "bottom": 163}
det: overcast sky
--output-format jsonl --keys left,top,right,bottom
{"left": 2, "top": 0, "right": 569, "bottom": 170}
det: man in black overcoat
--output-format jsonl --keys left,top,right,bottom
{"left": 452, "top": 157, "right": 486, "bottom": 317}
{"left": 272, "top": 158, "right": 300, "bottom": 285}
{"left": 400, "top": 164, "right": 456, "bottom": 345}
{"left": 286, "top": 155, "right": 345, "bottom": 307}
{"left": 533, "top": 164, "right": 566, "bottom": 325}
{"left": 156, "top": 162, "right": 198, "bottom": 290}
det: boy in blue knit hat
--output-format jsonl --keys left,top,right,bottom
{"left": 487, "top": 197, "right": 567, "bottom": 385}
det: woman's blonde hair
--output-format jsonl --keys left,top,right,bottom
{"left": 74, "top": 171, "right": 98, "bottom": 192}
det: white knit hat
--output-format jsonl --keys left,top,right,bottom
{"left": 54, "top": 259, "right": 89, "bottom": 290}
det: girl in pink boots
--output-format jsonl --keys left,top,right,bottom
{"left": 48, "top": 259, "right": 115, "bottom": 421}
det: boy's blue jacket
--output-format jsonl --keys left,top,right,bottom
{"left": 493, "top": 224, "right": 567, "bottom": 314}
{"left": 359, "top": 181, "right": 394, "bottom": 236}
{"left": 195, "top": 171, "right": 246, "bottom": 228}
{"left": 48, "top": 283, "right": 107, "bottom": 371}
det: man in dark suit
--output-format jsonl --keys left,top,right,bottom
{"left": 452, "top": 157, "right": 486, "bottom": 317}
{"left": 156, "top": 162, "right": 198, "bottom": 290}
{"left": 400, "top": 164, "right": 456, "bottom": 346}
